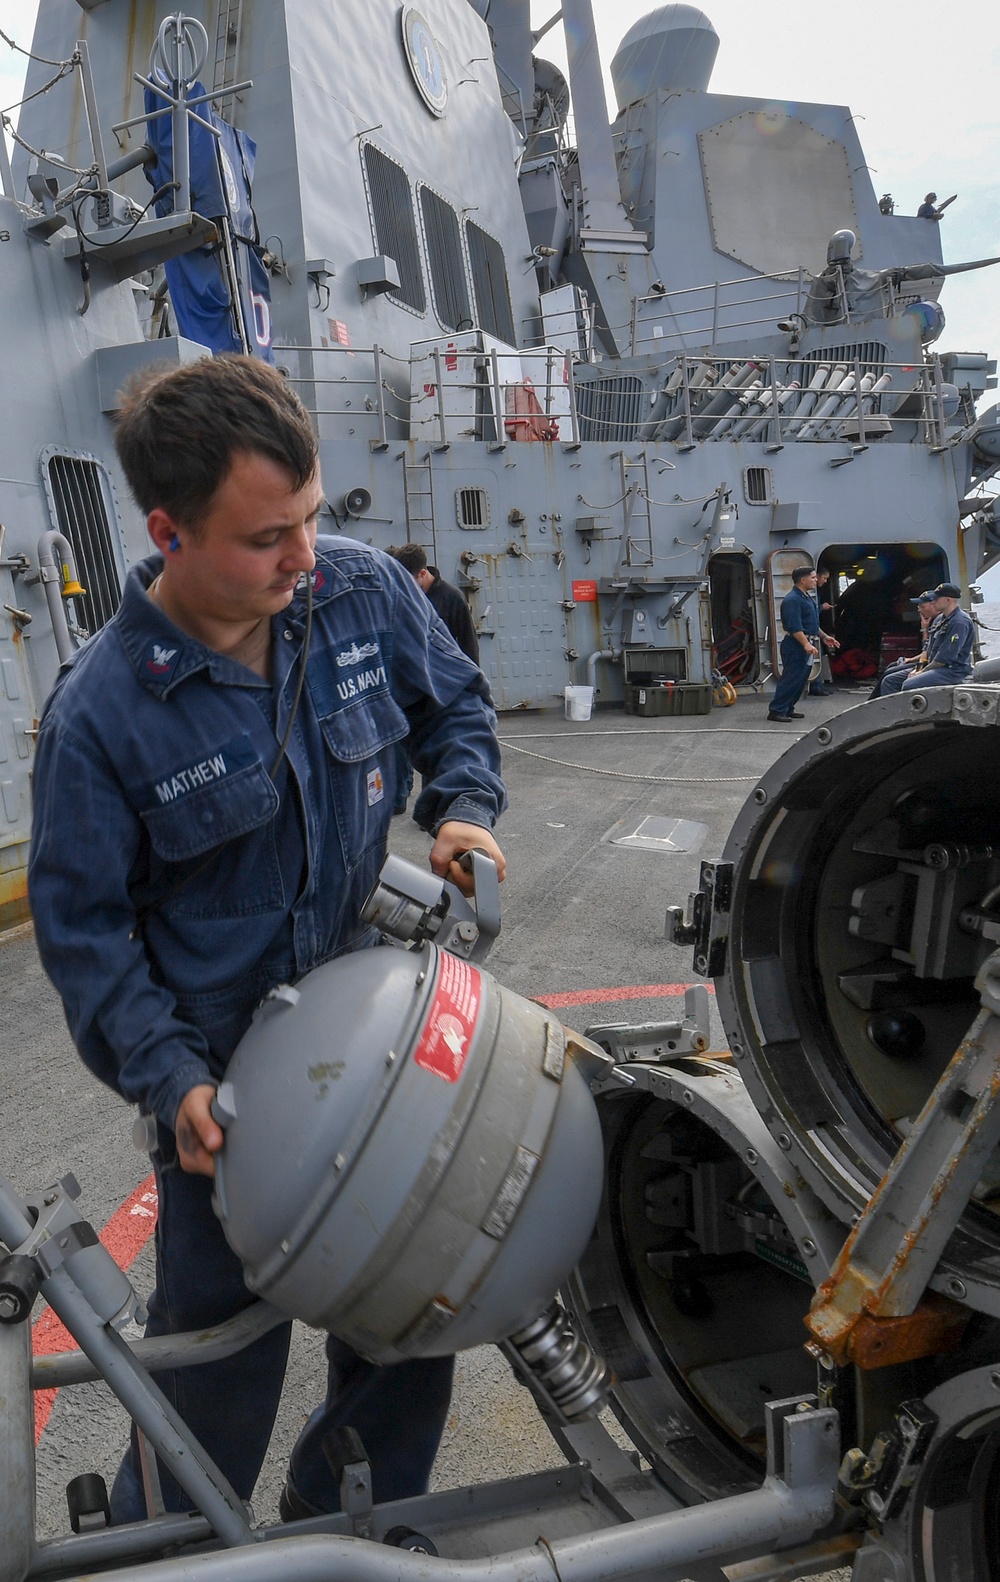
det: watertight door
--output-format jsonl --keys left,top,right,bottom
{"left": 709, "top": 550, "right": 758, "bottom": 685}
{"left": 765, "top": 548, "right": 819, "bottom": 680}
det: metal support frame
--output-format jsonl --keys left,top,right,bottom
{"left": 0, "top": 1173, "right": 254, "bottom": 1553}
{"left": 0, "top": 1105, "right": 844, "bottom": 1582}
{"left": 26, "top": 1398, "right": 838, "bottom": 1582}
{"left": 807, "top": 946, "right": 1000, "bottom": 1367}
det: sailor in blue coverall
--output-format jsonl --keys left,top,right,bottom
{"left": 28, "top": 356, "right": 507, "bottom": 1523}
{"left": 769, "top": 566, "right": 839, "bottom": 721}
{"left": 878, "top": 582, "right": 974, "bottom": 694}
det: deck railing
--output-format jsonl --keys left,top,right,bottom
{"left": 276, "top": 341, "right": 969, "bottom": 453}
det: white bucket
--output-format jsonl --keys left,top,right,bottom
{"left": 564, "top": 685, "right": 594, "bottom": 721}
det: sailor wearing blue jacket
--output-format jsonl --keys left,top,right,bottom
{"left": 29, "top": 355, "right": 506, "bottom": 1524}
{"left": 878, "top": 582, "right": 974, "bottom": 693}
{"left": 769, "top": 566, "right": 839, "bottom": 721}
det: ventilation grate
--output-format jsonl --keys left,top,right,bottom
{"left": 456, "top": 487, "right": 489, "bottom": 529}
{"left": 420, "top": 187, "right": 471, "bottom": 332}
{"left": 43, "top": 453, "right": 123, "bottom": 633}
{"left": 465, "top": 221, "right": 516, "bottom": 344}
{"left": 743, "top": 465, "right": 772, "bottom": 505}
{"left": 575, "top": 376, "right": 645, "bottom": 443}
{"left": 362, "top": 145, "right": 425, "bottom": 313}
{"left": 799, "top": 342, "right": 888, "bottom": 378}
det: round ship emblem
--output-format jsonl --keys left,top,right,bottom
{"left": 401, "top": 4, "right": 448, "bottom": 118}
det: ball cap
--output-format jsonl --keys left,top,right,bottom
{"left": 912, "top": 591, "right": 937, "bottom": 604}
{"left": 933, "top": 582, "right": 961, "bottom": 599}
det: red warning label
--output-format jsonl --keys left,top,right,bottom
{"left": 414, "top": 953, "right": 481, "bottom": 1083}
{"left": 572, "top": 580, "right": 598, "bottom": 602}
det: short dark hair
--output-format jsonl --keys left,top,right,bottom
{"left": 791, "top": 566, "right": 814, "bottom": 585}
{"left": 114, "top": 354, "right": 318, "bottom": 528}
{"left": 390, "top": 543, "right": 428, "bottom": 576}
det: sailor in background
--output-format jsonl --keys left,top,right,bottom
{"left": 768, "top": 566, "right": 840, "bottom": 722}
{"left": 878, "top": 582, "right": 974, "bottom": 692}
{"left": 28, "top": 356, "right": 507, "bottom": 1525}
{"left": 869, "top": 589, "right": 938, "bottom": 697}
{"left": 807, "top": 568, "right": 835, "bottom": 695}
{"left": 390, "top": 543, "right": 481, "bottom": 815}
{"left": 391, "top": 543, "right": 480, "bottom": 665}
{"left": 917, "top": 191, "right": 956, "bottom": 221}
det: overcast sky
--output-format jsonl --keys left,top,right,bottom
{"left": 4, "top": 1, "right": 1000, "bottom": 574}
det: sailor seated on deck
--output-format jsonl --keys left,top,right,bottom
{"left": 877, "top": 584, "right": 974, "bottom": 693}
{"left": 869, "top": 589, "right": 938, "bottom": 698}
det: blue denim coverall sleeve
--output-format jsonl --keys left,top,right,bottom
{"left": 29, "top": 536, "right": 506, "bottom": 1130}
{"left": 924, "top": 606, "right": 974, "bottom": 676}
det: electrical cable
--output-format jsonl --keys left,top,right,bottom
{"left": 71, "top": 181, "right": 178, "bottom": 250}
{"left": 1, "top": 58, "right": 77, "bottom": 123}
{"left": 497, "top": 739, "right": 778, "bottom": 783}
{"left": 2, "top": 108, "right": 92, "bottom": 175}
{"left": 268, "top": 568, "right": 313, "bottom": 780}
{"left": 498, "top": 727, "right": 812, "bottom": 739}
{"left": 0, "top": 28, "right": 75, "bottom": 67}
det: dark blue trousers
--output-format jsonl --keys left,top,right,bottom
{"left": 771, "top": 635, "right": 812, "bottom": 716}
{"left": 110, "top": 1128, "right": 453, "bottom": 1521}
{"left": 879, "top": 666, "right": 968, "bottom": 695}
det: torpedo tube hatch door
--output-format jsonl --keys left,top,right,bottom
{"left": 765, "top": 548, "right": 817, "bottom": 679}
{"left": 709, "top": 550, "right": 759, "bottom": 685}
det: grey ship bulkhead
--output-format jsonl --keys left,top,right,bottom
{"left": 2, "top": 0, "right": 1000, "bottom": 928}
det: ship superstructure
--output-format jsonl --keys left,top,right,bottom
{"left": 1, "top": 0, "right": 999, "bottom": 924}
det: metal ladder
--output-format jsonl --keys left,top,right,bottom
{"left": 615, "top": 453, "right": 654, "bottom": 573}
{"left": 403, "top": 458, "right": 435, "bottom": 549}
{"left": 211, "top": 0, "right": 244, "bottom": 114}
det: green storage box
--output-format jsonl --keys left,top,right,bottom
{"left": 624, "top": 682, "right": 713, "bottom": 717}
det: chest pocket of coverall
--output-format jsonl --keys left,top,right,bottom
{"left": 319, "top": 690, "right": 409, "bottom": 871}
{"left": 139, "top": 760, "right": 284, "bottom": 919}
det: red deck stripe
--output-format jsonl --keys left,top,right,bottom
{"left": 534, "top": 982, "right": 714, "bottom": 1008}
{"left": 32, "top": 1173, "right": 158, "bottom": 1442}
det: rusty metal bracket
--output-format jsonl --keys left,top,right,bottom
{"left": 805, "top": 948, "right": 1000, "bottom": 1367}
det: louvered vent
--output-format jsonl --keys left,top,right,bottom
{"left": 362, "top": 145, "right": 425, "bottom": 313}
{"left": 799, "top": 343, "right": 888, "bottom": 378}
{"left": 575, "top": 376, "right": 645, "bottom": 443}
{"left": 465, "top": 221, "right": 516, "bottom": 344}
{"left": 43, "top": 452, "right": 124, "bottom": 632}
{"left": 420, "top": 188, "right": 471, "bottom": 332}
{"left": 456, "top": 487, "right": 489, "bottom": 528}
{"left": 743, "top": 466, "right": 772, "bottom": 505}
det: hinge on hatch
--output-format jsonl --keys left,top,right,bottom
{"left": 666, "top": 859, "right": 733, "bottom": 978}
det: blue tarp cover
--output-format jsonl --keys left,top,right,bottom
{"left": 143, "top": 78, "right": 273, "bottom": 360}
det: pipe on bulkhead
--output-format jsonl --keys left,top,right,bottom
{"left": 36, "top": 531, "right": 85, "bottom": 663}
{"left": 586, "top": 649, "right": 618, "bottom": 692}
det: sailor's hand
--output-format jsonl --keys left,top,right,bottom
{"left": 805, "top": 642, "right": 819, "bottom": 658}
{"left": 823, "top": 635, "right": 841, "bottom": 651}
{"left": 175, "top": 1084, "right": 224, "bottom": 1176}
{"left": 431, "top": 821, "right": 506, "bottom": 895}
